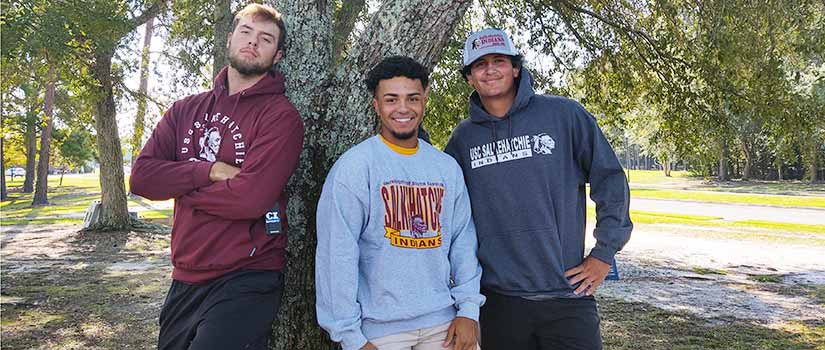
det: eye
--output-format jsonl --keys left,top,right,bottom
{"left": 385, "top": 98, "right": 397, "bottom": 103}
{"left": 263, "top": 37, "right": 272, "bottom": 44}
{"left": 410, "top": 97, "right": 420, "bottom": 102}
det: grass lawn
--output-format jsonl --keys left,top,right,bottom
{"left": 2, "top": 225, "right": 822, "bottom": 350}
{"left": 631, "top": 188, "right": 825, "bottom": 209}
{"left": 1, "top": 174, "right": 172, "bottom": 226}
{"left": 601, "top": 297, "right": 825, "bottom": 350}
{"left": 585, "top": 207, "right": 825, "bottom": 237}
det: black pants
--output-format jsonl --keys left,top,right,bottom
{"left": 158, "top": 269, "right": 284, "bottom": 350}
{"left": 479, "top": 290, "right": 602, "bottom": 350}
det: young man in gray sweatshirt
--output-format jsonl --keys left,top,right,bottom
{"left": 315, "top": 56, "right": 484, "bottom": 350}
{"left": 444, "top": 29, "right": 633, "bottom": 350}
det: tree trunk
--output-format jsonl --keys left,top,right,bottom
{"left": 331, "top": 0, "right": 367, "bottom": 64}
{"left": 212, "top": 0, "right": 232, "bottom": 79}
{"left": 90, "top": 50, "right": 131, "bottom": 229}
{"left": 718, "top": 139, "right": 729, "bottom": 181}
{"left": 663, "top": 158, "right": 672, "bottom": 177}
{"left": 1, "top": 89, "right": 6, "bottom": 201}
{"left": 777, "top": 163, "right": 782, "bottom": 181}
{"left": 740, "top": 137, "right": 752, "bottom": 181}
{"left": 131, "top": 16, "right": 155, "bottom": 166}
{"left": 268, "top": 0, "right": 472, "bottom": 348}
{"left": 809, "top": 139, "right": 819, "bottom": 183}
{"left": 32, "top": 65, "right": 56, "bottom": 206}
{"left": 23, "top": 101, "right": 37, "bottom": 192}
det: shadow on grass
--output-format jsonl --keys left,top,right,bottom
{"left": 600, "top": 297, "right": 825, "bottom": 350}
{"left": 1, "top": 226, "right": 171, "bottom": 349}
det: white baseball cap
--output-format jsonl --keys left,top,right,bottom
{"left": 462, "top": 28, "right": 519, "bottom": 67}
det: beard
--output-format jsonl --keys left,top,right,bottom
{"left": 227, "top": 47, "right": 273, "bottom": 77}
{"left": 389, "top": 129, "right": 417, "bottom": 140}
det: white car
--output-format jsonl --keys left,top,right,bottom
{"left": 5, "top": 167, "right": 26, "bottom": 176}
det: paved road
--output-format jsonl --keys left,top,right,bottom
{"left": 624, "top": 198, "right": 825, "bottom": 226}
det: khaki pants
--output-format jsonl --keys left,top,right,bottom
{"left": 370, "top": 322, "right": 455, "bottom": 350}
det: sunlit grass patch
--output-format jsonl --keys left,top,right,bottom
{"left": 630, "top": 188, "right": 825, "bottom": 208}
{"left": 693, "top": 267, "right": 728, "bottom": 275}
{"left": 587, "top": 207, "right": 825, "bottom": 235}
{"left": 747, "top": 274, "right": 785, "bottom": 283}
{"left": 600, "top": 297, "right": 825, "bottom": 349}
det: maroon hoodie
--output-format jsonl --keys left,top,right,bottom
{"left": 130, "top": 67, "right": 304, "bottom": 284}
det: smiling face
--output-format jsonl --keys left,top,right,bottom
{"left": 466, "top": 54, "right": 519, "bottom": 100}
{"left": 226, "top": 15, "right": 283, "bottom": 77}
{"left": 373, "top": 76, "right": 427, "bottom": 148}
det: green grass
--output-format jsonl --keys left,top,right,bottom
{"left": 631, "top": 188, "right": 825, "bottom": 209}
{"left": 1, "top": 174, "right": 172, "bottom": 225}
{"left": 600, "top": 297, "right": 825, "bottom": 350}
{"left": 626, "top": 169, "right": 692, "bottom": 185}
{"left": 692, "top": 267, "right": 728, "bottom": 275}
{"left": 748, "top": 274, "right": 785, "bottom": 283}
{"left": 586, "top": 207, "right": 825, "bottom": 235}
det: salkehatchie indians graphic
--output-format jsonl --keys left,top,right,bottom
{"left": 182, "top": 112, "right": 247, "bottom": 164}
{"left": 380, "top": 181, "right": 445, "bottom": 249}
{"left": 468, "top": 133, "right": 555, "bottom": 169}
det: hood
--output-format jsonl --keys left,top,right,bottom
{"left": 468, "top": 67, "right": 535, "bottom": 124}
{"left": 211, "top": 66, "right": 287, "bottom": 99}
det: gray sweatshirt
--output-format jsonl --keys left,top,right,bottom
{"left": 315, "top": 136, "right": 484, "bottom": 350}
{"left": 444, "top": 68, "right": 632, "bottom": 297}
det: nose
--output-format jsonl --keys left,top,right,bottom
{"left": 398, "top": 100, "right": 411, "bottom": 113}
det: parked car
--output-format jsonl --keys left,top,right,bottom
{"left": 5, "top": 167, "right": 25, "bottom": 177}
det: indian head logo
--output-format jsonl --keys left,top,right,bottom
{"left": 182, "top": 112, "right": 247, "bottom": 164}
{"left": 380, "top": 180, "right": 445, "bottom": 249}
{"left": 532, "top": 133, "right": 555, "bottom": 155}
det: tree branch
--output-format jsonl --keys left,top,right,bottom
{"left": 332, "top": 0, "right": 367, "bottom": 63}
{"left": 129, "top": 0, "right": 168, "bottom": 29}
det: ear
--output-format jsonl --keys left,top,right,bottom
{"left": 513, "top": 66, "right": 520, "bottom": 79}
{"left": 226, "top": 32, "right": 233, "bottom": 49}
{"left": 272, "top": 49, "right": 285, "bottom": 65}
{"left": 423, "top": 86, "right": 431, "bottom": 103}
{"left": 372, "top": 97, "right": 380, "bottom": 114}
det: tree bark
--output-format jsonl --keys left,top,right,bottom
{"left": 131, "top": 16, "right": 155, "bottom": 166}
{"left": 740, "top": 135, "right": 753, "bottom": 181}
{"left": 331, "top": 0, "right": 367, "bottom": 64}
{"left": 1, "top": 89, "right": 6, "bottom": 200}
{"left": 718, "top": 139, "right": 729, "bottom": 181}
{"left": 268, "top": 0, "right": 472, "bottom": 348}
{"left": 90, "top": 50, "right": 131, "bottom": 229}
{"left": 809, "top": 139, "right": 819, "bottom": 183}
{"left": 212, "top": 0, "right": 232, "bottom": 79}
{"left": 32, "top": 65, "right": 56, "bottom": 206}
{"left": 23, "top": 100, "right": 37, "bottom": 192}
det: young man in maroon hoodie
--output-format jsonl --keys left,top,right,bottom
{"left": 130, "top": 4, "right": 304, "bottom": 350}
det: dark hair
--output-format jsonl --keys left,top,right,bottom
{"left": 460, "top": 54, "right": 523, "bottom": 80}
{"left": 233, "top": 3, "right": 287, "bottom": 50}
{"left": 366, "top": 56, "right": 430, "bottom": 95}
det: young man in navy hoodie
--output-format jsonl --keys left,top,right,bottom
{"left": 130, "top": 4, "right": 304, "bottom": 350}
{"left": 444, "top": 29, "right": 633, "bottom": 350}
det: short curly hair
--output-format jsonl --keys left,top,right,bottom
{"left": 366, "top": 56, "right": 430, "bottom": 95}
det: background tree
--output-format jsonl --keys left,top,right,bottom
{"left": 130, "top": 16, "right": 156, "bottom": 166}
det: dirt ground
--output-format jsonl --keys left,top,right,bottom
{"left": 2, "top": 222, "right": 823, "bottom": 349}
{"left": 1, "top": 224, "right": 171, "bottom": 349}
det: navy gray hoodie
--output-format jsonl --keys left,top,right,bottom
{"left": 444, "top": 68, "right": 632, "bottom": 297}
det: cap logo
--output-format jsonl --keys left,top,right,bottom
{"left": 472, "top": 34, "right": 507, "bottom": 51}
